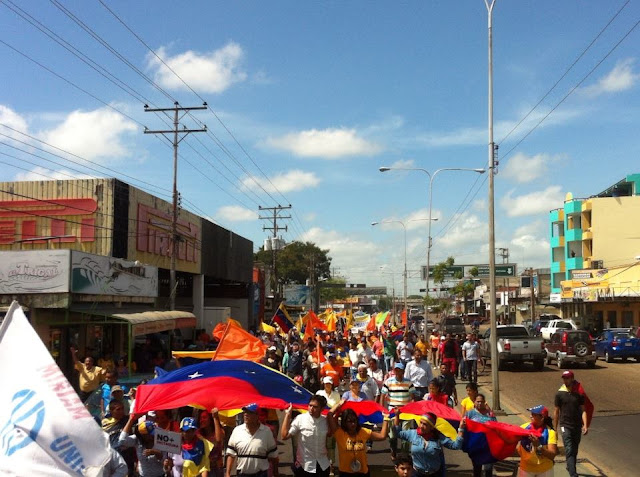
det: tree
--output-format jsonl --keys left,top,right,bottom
{"left": 431, "top": 256, "right": 455, "bottom": 285}
{"left": 319, "top": 277, "right": 348, "bottom": 302}
{"left": 254, "top": 241, "right": 332, "bottom": 285}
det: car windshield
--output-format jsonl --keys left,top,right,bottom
{"left": 612, "top": 332, "right": 635, "bottom": 339}
{"left": 496, "top": 327, "right": 530, "bottom": 338}
{"left": 557, "top": 322, "right": 572, "bottom": 329}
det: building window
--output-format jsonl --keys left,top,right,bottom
{"left": 607, "top": 310, "right": 617, "bottom": 328}
{"left": 622, "top": 311, "right": 633, "bottom": 328}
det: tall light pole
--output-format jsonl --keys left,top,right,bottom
{"left": 485, "top": 0, "right": 500, "bottom": 411}
{"left": 379, "top": 166, "right": 485, "bottom": 341}
{"left": 372, "top": 220, "right": 408, "bottom": 317}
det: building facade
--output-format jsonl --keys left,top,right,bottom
{"left": 0, "top": 178, "right": 254, "bottom": 379}
{"left": 549, "top": 173, "right": 640, "bottom": 294}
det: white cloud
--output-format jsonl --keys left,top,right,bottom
{"left": 472, "top": 198, "right": 487, "bottom": 211}
{"left": 502, "top": 152, "right": 560, "bottom": 183}
{"left": 389, "top": 159, "right": 415, "bottom": 169}
{"left": 301, "top": 227, "right": 382, "bottom": 271}
{"left": 242, "top": 169, "right": 320, "bottom": 194}
{"left": 303, "top": 212, "right": 317, "bottom": 222}
{"left": 265, "top": 128, "right": 382, "bottom": 159}
{"left": 39, "top": 107, "right": 137, "bottom": 162}
{"left": 582, "top": 58, "right": 640, "bottom": 97}
{"left": 215, "top": 205, "right": 258, "bottom": 222}
{"left": 437, "top": 213, "right": 488, "bottom": 249}
{"left": 148, "top": 43, "right": 247, "bottom": 93}
{"left": 0, "top": 105, "right": 28, "bottom": 140}
{"left": 501, "top": 186, "right": 564, "bottom": 217}
{"left": 13, "top": 166, "right": 92, "bottom": 182}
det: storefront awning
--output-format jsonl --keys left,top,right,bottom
{"left": 70, "top": 306, "right": 196, "bottom": 336}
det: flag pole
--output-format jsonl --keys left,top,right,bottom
{"left": 212, "top": 320, "right": 232, "bottom": 361}
{"left": 316, "top": 334, "right": 322, "bottom": 385}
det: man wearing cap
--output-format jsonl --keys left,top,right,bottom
{"left": 404, "top": 349, "right": 434, "bottom": 400}
{"left": 554, "top": 371, "right": 589, "bottom": 477}
{"left": 281, "top": 395, "right": 333, "bottom": 477}
{"left": 226, "top": 403, "right": 279, "bottom": 477}
{"left": 380, "top": 362, "right": 418, "bottom": 460}
{"left": 178, "top": 416, "right": 215, "bottom": 477}
{"left": 518, "top": 405, "right": 558, "bottom": 477}
{"left": 263, "top": 346, "right": 281, "bottom": 371}
{"left": 285, "top": 342, "right": 304, "bottom": 379}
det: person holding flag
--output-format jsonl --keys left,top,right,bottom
{"left": 273, "top": 303, "right": 295, "bottom": 333}
{"left": 554, "top": 371, "right": 591, "bottom": 477}
{"left": 517, "top": 405, "right": 558, "bottom": 477}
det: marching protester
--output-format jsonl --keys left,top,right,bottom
{"left": 404, "top": 349, "right": 433, "bottom": 400}
{"left": 317, "top": 376, "right": 342, "bottom": 408}
{"left": 462, "top": 334, "right": 480, "bottom": 384}
{"left": 227, "top": 404, "right": 279, "bottom": 477}
{"left": 393, "top": 411, "right": 465, "bottom": 476}
{"left": 464, "top": 393, "right": 497, "bottom": 477}
{"left": 119, "top": 415, "right": 166, "bottom": 476}
{"left": 342, "top": 378, "right": 368, "bottom": 402}
{"left": 518, "top": 405, "right": 558, "bottom": 477}
{"left": 367, "top": 356, "right": 384, "bottom": 390}
{"left": 554, "top": 371, "right": 590, "bottom": 477}
{"left": 459, "top": 382, "right": 480, "bottom": 416}
{"left": 71, "top": 346, "right": 106, "bottom": 401}
{"left": 281, "top": 396, "right": 333, "bottom": 477}
{"left": 357, "top": 363, "right": 380, "bottom": 402}
{"left": 396, "top": 334, "right": 414, "bottom": 366}
{"left": 435, "top": 363, "right": 458, "bottom": 406}
{"left": 327, "top": 401, "right": 390, "bottom": 477}
{"left": 424, "top": 379, "right": 451, "bottom": 407}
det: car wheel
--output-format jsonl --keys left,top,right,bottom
{"left": 586, "top": 360, "right": 596, "bottom": 368}
{"left": 556, "top": 354, "right": 564, "bottom": 369}
{"left": 498, "top": 359, "right": 505, "bottom": 371}
{"left": 574, "top": 342, "right": 589, "bottom": 357}
{"left": 605, "top": 351, "right": 613, "bottom": 363}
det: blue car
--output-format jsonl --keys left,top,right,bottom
{"left": 594, "top": 328, "right": 640, "bottom": 362}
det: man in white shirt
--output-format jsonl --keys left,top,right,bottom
{"left": 462, "top": 333, "right": 480, "bottom": 383}
{"left": 226, "top": 403, "right": 279, "bottom": 477}
{"left": 396, "top": 334, "right": 414, "bottom": 365}
{"left": 281, "top": 395, "right": 334, "bottom": 477}
{"left": 348, "top": 340, "right": 365, "bottom": 381}
{"left": 357, "top": 363, "right": 380, "bottom": 401}
{"left": 403, "top": 348, "right": 433, "bottom": 399}
{"left": 367, "top": 356, "right": 384, "bottom": 389}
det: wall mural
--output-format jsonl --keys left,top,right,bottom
{"left": 71, "top": 251, "right": 158, "bottom": 297}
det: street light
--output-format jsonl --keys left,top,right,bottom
{"left": 379, "top": 165, "right": 485, "bottom": 342}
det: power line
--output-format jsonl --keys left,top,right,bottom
{"left": 499, "top": 0, "right": 631, "bottom": 145}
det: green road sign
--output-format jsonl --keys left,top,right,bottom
{"left": 471, "top": 264, "right": 517, "bottom": 277}
{"left": 421, "top": 265, "right": 463, "bottom": 280}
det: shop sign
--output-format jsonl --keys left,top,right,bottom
{"left": 135, "top": 204, "right": 199, "bottom": 263}
{"left": 71, "top": 251, "right": 158, "bottom": 297}
{"left": 284, "top": 285, "right": 311, "bottom": 306}
{"left": 0, "top": 199, "right": 97, "bottom": 245}
{"left": 0, "top": 251, "right": 70, "bottom": 294}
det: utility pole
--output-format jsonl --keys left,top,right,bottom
{"left": 485, "top": 0, "right": 500, "bottom": 411}
{"left": 144, "top": 101, "right": 207, "bottom": 311}
{"left": 259, "top": 205, "right": 291, "bottom": 305}
{"left": 529, "top": 268, "right": 536, "bottom": 321}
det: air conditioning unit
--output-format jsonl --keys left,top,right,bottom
{"left": 591, "top": 260, "right": 603, "bottom": 269}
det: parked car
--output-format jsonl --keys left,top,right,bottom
{"left": 531, "top": 318, "right": 550, "bottom": 337}
{"left": 594, "top": 328, "right": 640, "bottom": 362}
{"left": 480, "top": 325, "right": 546, "bottom": 370}
{"left": 440, "top": 316, "right": 466, "bottom": 336}
{"left": 540, "top": 319, "right": 579, "bottom": 341}
{"left": 544, "top": 330, "right": 596, "bottom": 369}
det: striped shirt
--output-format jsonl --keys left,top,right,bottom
{"left": 226, "top": 423, "right": 278, "bottom": 474}
{"left": 381, "top": 377, "right": 417, "bottom": 408}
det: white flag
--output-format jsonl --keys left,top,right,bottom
{"left": 0, "top": 301, "right": 110, "bottom": 476}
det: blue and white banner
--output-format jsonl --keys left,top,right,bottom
{"left": 0, "top": 301, "right": 110, "bottom": 476}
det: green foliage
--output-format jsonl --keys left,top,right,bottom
{"left": 319, "top": 278, "right": 348, "bottom": 302}
{"left": 432, "top": 256, "right": 456, "bottom": 284}
{"left": 254, "top": 241, "right": 331, "bottom": 285}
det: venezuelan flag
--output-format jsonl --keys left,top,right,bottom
{"left": 272, "top": 303, "right": 295, "bottom": 332}
{"left": 134, "top": 360, "right": 312, "bottom": 414}
{"left": 340, "top": 400, "right": 387, "bottom": 425}
{"left": 399, "top": 400, "right": 461, "bottom": 439}
{"left": 463, "top": 419, "right": 542, "bottom": 465}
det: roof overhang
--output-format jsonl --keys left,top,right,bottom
{"left": 71, "top": 306, "right": 196, "bottom": 336}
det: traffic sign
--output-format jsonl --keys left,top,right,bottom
{"left": 468, "top": 264, "right": 517, "bottom": 277}
{"left": 421, "top": 266, "right": 463, "bottom": 281}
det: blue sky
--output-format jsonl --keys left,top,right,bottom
{"left": 1, "top": 1, "right": 639, "bottom": 294}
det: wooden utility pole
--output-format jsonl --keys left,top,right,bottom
{"left": 529, "top": 268, "right": 536, "bottom": 321}
{"left": 259, "top": 205, "right": 291, "bottom": 304}
{"left": 144, "top": 102, "right": 207, "bottom": 310}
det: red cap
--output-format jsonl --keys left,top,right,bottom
{"left": 562, "top": 370, "right": 574, "bottom": 379}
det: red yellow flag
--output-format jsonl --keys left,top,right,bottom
{"left": 325, "top": 311, "right": 337, "bottom": 332}
{"left": 212, "top": 320, "right": 268, "bottom": 362}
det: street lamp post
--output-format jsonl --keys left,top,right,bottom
{"left": 372, "top": 220, "right": 408, "bottom": 319}
{"left": 379, "top": 166, "right": 485, "bottom": 342}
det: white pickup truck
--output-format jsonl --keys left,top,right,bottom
{"left": 479, "top": 325, "right": 546, "bottom": 370}
{"left": 540, "top": 319, "right": 578, "bottom": 341}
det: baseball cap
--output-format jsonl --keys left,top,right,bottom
{"left": 242, "top": 403, "right": 260, "bottom": 413}
{"left": 562, "top": 370, "right": 574, "bottom": 379}
{"left": 527, "top": 405, "right": 549, "bottom": 418}
{"left": 322, "top": 376, "right": 334, "bottom": 384}
{"left": 394, "top": 362, "right": 405, "bottom": 370}
{"left": 180, "top": 417, "right": 197, "bottom": 431}
{"left": 268, "top": 346, "right": 277, "bottom": 351}
{"left": 110, "top": 385, "right": 124, "bottom": 394}
{"left": 138, "top": 421, "right": 156, "bottom": 435}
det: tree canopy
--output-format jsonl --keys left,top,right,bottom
{"left": 254, "top": 240, "right": 332, "bottom": 285}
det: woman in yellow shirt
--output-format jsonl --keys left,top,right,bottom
{"left": 517, "top": 405, "right": 558, "bottom": 477}
{"left": 459, "top": 382, "right": 479, "bottom": 416}
{"left": 328, "top": 401, "right": 389, "bottom": 477}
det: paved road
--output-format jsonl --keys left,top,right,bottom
{"left": 477, "top": 356, "right": 640, "bottom": 476}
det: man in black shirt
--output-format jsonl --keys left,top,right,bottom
{"left": 554, "top": 370, "right": 588, "bottom": 477}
